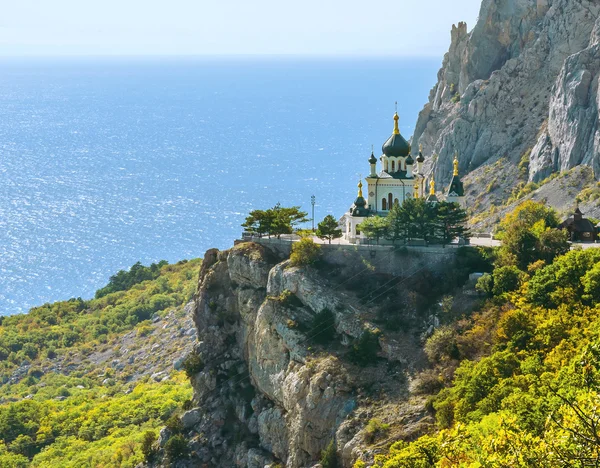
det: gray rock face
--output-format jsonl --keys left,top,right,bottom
{"left": 412, "top": 0, "right": 600, "bottom": 189}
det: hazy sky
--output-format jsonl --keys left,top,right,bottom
{"left": 0, "top": 0, "right": 482, "bottom": 56}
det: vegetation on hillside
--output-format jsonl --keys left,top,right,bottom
{"left": 0, "top": 259, "right": 200, "bottom": 466}
{"left": 365, "top": 202, "right": 599, "bottom": 467}
{"left": 242, "top": 203, "right": 308, "bottom": 238}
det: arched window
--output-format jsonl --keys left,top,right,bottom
{"left": 388, "top": 193, "right": 393, "bottom": 209}
{"left": 394, "top": 198, "right": 399, "bottom": 206}
{"left": 391, "top": 161, "right": 395, "bottom": 172}
{"left": 382, "top": 198, "right": 387, "bottom": 211}
{"left": 384, "top": 160, "right": 388, "bottom": 172}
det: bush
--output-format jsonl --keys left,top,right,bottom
{"left": 349, "top": 330, "right": 381, "bottom": 366}
{"left": 320, "top": 439, "right": 338, "bottom": 468}
{"left": 364, "top": 418, "right": 390, "bottom": 443}
{"left": 424, "top": 326, "right": 460, "bottom": 364}
{"left": 182, "top": 352, "right": 204, "bottom": 378}
{"left": 290, "top": 238, "right": 321, "bottom": 266}
{"left": 141, "top": 430, "right": 157, "bottom": 462}
{"left": 492, "top": 265, "right": 525, "bottom": 296}
{"left": 165, "top": 414, "right": 183, "bottom": 434}
{"left": 164, "top": 434, "right": 188, "bottom": 460}
{"left": 413, "top": 369, "right": 445, "bottom": 395}
{"left": 310, "top": 309, "right": 336, "bottom": 344}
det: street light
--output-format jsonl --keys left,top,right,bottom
{"left": 311, "top": 195, "right": 316, "bottom": 232}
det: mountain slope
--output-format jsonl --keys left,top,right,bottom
{"left": 413, "top": 0, "right": 600, "bottom": 198}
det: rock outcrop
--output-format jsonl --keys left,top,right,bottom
{"left": 413, "top": 0, "right": 600, "bottom": 189}
{"left": 163, "top": 242, "right": 447, "bottom": 467}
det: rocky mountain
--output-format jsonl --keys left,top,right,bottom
{"left": 414, "top": 0, "right": 600, "bottom": 215}
{"left": 153, "top": 242, "right": 485, "bottom": 467}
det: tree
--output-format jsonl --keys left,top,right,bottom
{"left": 141, "top": 430, "right": 157, "bottom": 462}
{"left": 320, "top": 439, "right": 339, "bottom": 468}
{"left": 498, "top": 220, "right": 539, "bottom": 269}
{"left": 537, "top": 228, "right": 570, "bottom": 264}
{"left": 492, "top": 265, "right": 525, "bottom": 296}
{"left": 402, "top": 197, "right": 436, "bottom": 242}
{"left": 497, "top": 200, "right": 559, "bottom": 237}
{"left": 359, "top": 216, "right": 389, "bottom": 244}
{"left": 164, "top": 434, "right": 188, "bottom": 460}
{"left": 435, "top": 202, "right": 470, "bottom": 244}
{"left": 316, "top": 215, "right": 342, "bottom": 244}
{"left": 242, "top": 204, "right": 308, "bottom": 238}
{"left": 386, "top": 203, "right": 409, "bottom": 244}
{"left": 290, "top": 238, "right": 321, "bottom": 266}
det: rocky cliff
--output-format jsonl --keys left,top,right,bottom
{"left": 414, "top": 0, "right": 600, "bottom": 198}
{"left": 156, "top": 242, "right": 483, "bottom": 467}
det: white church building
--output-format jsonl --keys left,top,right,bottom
{"left": 343, "top": 110, "right": 465, "bottom": 243}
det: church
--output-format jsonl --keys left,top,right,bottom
{"left": 343, "top": 110, "right": 466, "bottom": 243}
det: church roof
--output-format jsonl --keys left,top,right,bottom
{"left": 416, "top": 151, "right": 425, "bottom": 163}
{"left": 382, "top": 134, "right": 411, "bottom": 157}
{"left": 368, "top": 152, "right": 377, "bottom": 164}
{"left": 382, "top": 112, "right": 410, "bottom": 157}
{"left": 447, "top": 175, "right": 464, "bottom": 197}
{"left": 406, "top": 154, "right": 414, "bottom": 165}
{"left": 560, "top": 207, "right": 595, "bottom": 232}
{"left": 350, "top": 196, "right": 370, "bottom": 217}
{"left": 377, "top": 171, "right": 413, "bottom": 180}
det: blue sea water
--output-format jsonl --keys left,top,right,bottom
{"left": 0, "top": 57, "right": 439, "bottom": 314}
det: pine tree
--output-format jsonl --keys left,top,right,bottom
{"left": 358, "top": 216, "right": 389, "bottom": 244}
{"left": 435, "top": 201, "right": 470, "bottom": 245}
{"left": 316, "top": 215, "right": 342, "bottom": 244}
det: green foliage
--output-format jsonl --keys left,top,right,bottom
{"left": 359, "top": 216, "right": 389, "bottom": 244}
{"left": 310, "top": 308, "right": 336, "bottom": 345}
{"left": 424, "top": 326, "right": 459, "bottom": 364}
{"left": 364, "top": 418, "right": 390, "bottom": 443}
{"left": 95, "top": 260, "right": 168, "bottom": 298}
{"left": 320, "top": 439, "right": 338, "bottom": 468}
{"left": 164, "top": 434, "right": 188, "bottom": 460}
{"left": 496, "top": 201, "right": 567, "bottom": 270}
{"left": 316, "top": 215, "right": 342, "bottom": 244}
{"left": 290, "top": 238, "right": 321, "bottom": 266}
{"left": 363, "top": 199, "right": 469, "bottom": 245}
{"left": 181, "top": 351, "right": 204, "bottom": 378}
{"left": 349, "top": 330, "right": 381, "bottom": 366}
{"left": 242, "top": 203, "right": 308, "bottom": 238}
{"left": 0, "top": 259, "right": 198, "bottom": 465}
{"left": 141, "top": 430, "right": 157, "bottom": 462}
{"left": 374, "top": 232, "right": 600, "bottom": 466}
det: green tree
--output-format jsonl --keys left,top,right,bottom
{"left": 316, "top": 215, "right": 342, "bottom": 244}
{"left": 435, "top": 201, "right": 470, "bottom": 244}
{"left": 164, "top": 434, "right": 188, "bottom": 460}
{"left": 242, "top": 204, "right": 308, "bottom": 238}
{"left": 320, "top": 439, "right": 339, "bottom": 468}
{"left": 492, "top": 265, "right": 525, "bottom": 296}
{"left": 141, "top": 430, "right": 157, "bottom": 462}
{"left": 498, "top": 220, "right": 539, "bottom": 269}
{"left": 359, "top": 216, "right": 389, "bottom": 244}
{"left": 290, "top": 238, "right": 321, "bottom": 266}
{"left": 386, "top": 203, "right": 409, "bottom": 244}
{"left": 537, "top": 228, "right": 570, "bottom": 264}
{"left": 403, "top": 197, "right": 436, "bottom": 242}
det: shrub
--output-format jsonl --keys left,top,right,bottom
{"left": 182, "top": 352, "right": 204, "bottom": 378}
{"left": 413, "top": 369, "right": 445, "bottom": 395}
{"left": 165, "top": 414, "right": 183, "bottom": 434}
{"left": 492, "top": 265, "right": 525, "bottom": 296}
{"left": 141, "top": 430, "right": 157, "bottom": 462}
{"left": 364, "top": 418, "right": 390, "bottom": 443}
{"left": 164, "top": 434, "right": 188, "bottom": 460}
{"left": 290, "top": 238, "right": 321, "bottom": 266}
{"left": 349, "top": 330, "right": 381, "bottom": 366}
{"left": 310, "top": 308, "right": 336, "bottom": 344}
{"left": 320, "top": 439, "right": 338, "bottom": 468}
{"left": 424, "top": 326, "right": 459, "bottom": 364}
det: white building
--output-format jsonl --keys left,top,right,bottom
{"left": 344, "top": 111, "right": 465, "bottom": 243}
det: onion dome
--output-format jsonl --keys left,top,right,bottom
{"left": 416, "top": 144, "right": 425, "bottom": 163}
{"left": 382, "top": 112, "right": 410, "bottom": 157}
{"left": 369, "top": 151, "right": 377, "bottom": 164}
{"left": 350, "top": 181, "right": 370, "bottom": 217}
{"left": 406, "top": 154, "right": 414, "bottom": 165}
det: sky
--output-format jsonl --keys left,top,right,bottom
{"left": 0, "top": 0, "right": 482, "bottom": 57}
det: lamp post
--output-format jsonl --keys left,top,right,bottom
{"left": 311, "top": 195, "right": 316, "bottom": 232}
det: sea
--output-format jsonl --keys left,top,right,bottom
{"left": 0, "top": 56, "right": 440, "bottom": 315}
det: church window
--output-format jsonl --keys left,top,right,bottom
{"left": 384, "top": 161, "right": 388, "bottom": 172}
{"left": 394, "top": 198, "right": 399, "bottom": 206}
{"left": 388, "top": 193, "right": 393, "bottom": 209}
{"left": 382, "top": 198, "right": 387, "bottom": 211}
{"left": 391, "top": 161, "right": 395, "bottom": 172}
